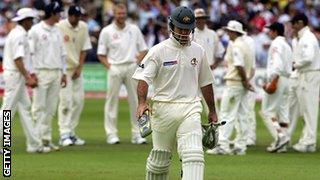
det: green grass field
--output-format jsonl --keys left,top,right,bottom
{"left": 7, "top": 99, "right": 320, "bottom": 179}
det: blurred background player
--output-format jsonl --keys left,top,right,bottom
{"left": 261, "top": 22, "right": 292, "bottom": 153}
{"left": 57, "top": 5, "right": 92, "bottom": 146}
{"left": 133, "top": 6, "right": 218, "bottom": 179}
{"left": 97, "top": 3, "right": 148, "bottom": 145}
{"left": 193, "top": 8, "right": 224, "bottom": 118}
{"left": 208, "top": 20, "right": 254, "bottom": 155}
{"left": 28, "top": 1, "right": 67, "bottom": 151}
{"left": 290, "top": 13, "right": 320, "bottom": 153}
{"left": 0, "top": 8, "right": 47, "bottom": 153}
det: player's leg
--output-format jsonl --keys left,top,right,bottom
{"left": 105, "top": 65, "right": 122, "bottom": 144}
{"left": 295, "top": 72, "right": 320, "bottom": 152}
{"left": 69, "top": 74, "right": 85, "bottom": 145}
{"left": 247, "top": 91, "right": 256, "bottom": 145}
{"left": 0, "top": 71, "right": 23, "bottom": 147}
{"left": 17, "top": 85, "right": 43, "bottom": 152}
{"left": 287, "top": 78, "right": 300, "bottom": 138}
{"left": 177, "top": 104, "right": 204, "bottom": 180}
{"left": 43, "top": 70, "right": 61, "bottom": 150}
{"left": 58, "top": 70, "right": 73, "bottom": 146}
{"left": 124, "top": 63, "right": 146, "bottom": 144}
{"left": 32, "top": 70, "right": 49, "bottom": 146}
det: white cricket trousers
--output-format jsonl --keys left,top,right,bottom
{"left": 261, "top": 76, "right": 290, "bottom": 139}
{"left": 0, "top": 70, "right": 41, "bottom": 150}
{"left": 32, "top": 69, "right": 62, "bottom": 142}
{"left": 295, "top": 71, "right": 320, "bottom": 146}
{"left": 58, "top": 69, "right": 84, "bottom": 137}
{"left": 104, "top": 63, "right": 139, "bottom": 138}
{"left": 287, "top": 77, "right": 301, "bottom": 137}
{"left": 151, "top": 101, "right": 204, "bottom": 180}
{"left": 218, "top": 85, "right": 249, "bottom": 151}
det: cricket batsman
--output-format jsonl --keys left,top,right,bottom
{"left": 133, "top": 6, "right": 218, "bottom": 180}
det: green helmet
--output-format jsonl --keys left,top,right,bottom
{"left": 169, "top": 6, "right": 196, "bottom": 30}
{"left": 169, "top": 6, "right": 195, "bottom": 45}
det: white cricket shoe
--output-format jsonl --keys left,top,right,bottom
{"left": 71, "top": 135, "right": 86, "bottom": 146}
{"left": 246, "top": 139, "right": 256, "bottom": 146}
{"left": 27, "top": 146, "right": 51, "bottom": 153}
{"left": 131, "top": 136, "right": 147, "bottom": 144}
{"left": 107, "top": 135, "right": 120, "bottom": 144}
{"left": 206, "top": 146, "right": 231, "bottom": 155}
{"left": 269, "top": 133, "right": 289, "bottom": 153}
{"left": 293, "top": 143, "right": 316, "bottom": 153}
{"left": 232, "top": 148, "right": 246, "bottom": 155}
{"left": 59, "top": 137, "right": 74, "bottom": 147}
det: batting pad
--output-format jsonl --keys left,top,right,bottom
{"left": 178, "top": 133, "right": 204, "bottom": 180}
{"left": 146, "top": 149, "right": 172, "bottom": 180}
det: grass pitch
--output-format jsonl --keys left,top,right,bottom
{"left": 8, "top": 99, "right": 320, "bottom": 179}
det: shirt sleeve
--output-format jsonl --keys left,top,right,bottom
{"left": 270, "top": 43, "right": 283, "bottom": 76}
{"left": 97, "top": 29, "right": 108, "bottom": 55}
{"left": 82, "top": 25, "right": 92, "bottom": 51}
{"left": 132, "top": 49, "right": 159, "bottom": 85}
{"left": 12, "top": 35, "right": 25, "bottom": 60}
{"left": 199, "top": 49, "right": 214, "bottom": 87}
{"left": 232, "top": 46, "right": 245, "bottom": 66}
{"left": 136, "top": 27, "right": 148, "bottom": 52}
{"left": 28, "top": 28, "right": 36, "bottom": 55}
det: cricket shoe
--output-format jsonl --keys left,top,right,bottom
{"left": 293, "top": 143, "right": 316, "bottom": 153}
{"left": 131, "top": 136, "right": 147, "bottom": 144}
{"left": 206, "top": 146, "right": 231, "bottom": 155}
{"left": 107, "top": 135, "right": 120, "bottom": 144}
{"left": 27, "top": 146, "right": 51, "bottom": 153}
{"left": 269, "top": 134, "right": 289, "bottom": 153}
{"left": 246, "top": 139, "right": 256, "bottom": 146}
{"left": 70, "top": 135, "right": 85, "bottom": 146}
{"left": 59, "top": 137, "right": 73, "bottom": 147}
{"left": 43, "top": 140, "right": 60, "bottom": 151}
{"left": 276, "top": 145, "right": 288, "bottom": 153}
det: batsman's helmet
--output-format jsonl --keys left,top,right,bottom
{"left": 168, "top": 6, "right": 195, "bottom": 45}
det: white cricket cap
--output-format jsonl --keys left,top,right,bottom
{"left": 12, "top": 8, "right": 38, "bottom": 22}
{"left": 223, "top": 20, "right": 246, "bottom": 34}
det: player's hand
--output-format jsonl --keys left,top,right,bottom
{"left": 136, "top": 103, "right": 150, "bottom": 118}
{"left": 61, "top": 74, "right": 67, "bottom": 88}
{"left": 106, "top": 62, "right": 111, "bottom": 69}
{"left": 263, "top": 82, "right": 277, "bottom": 94}
{"left": 26, "top": 74, "right": 38, "bottom": 88}
{"left": 208, "top": 111, "right": 218, "bottom": 124}
{"left": 242, "top": 81, "right": 255, "bottom": 92}
{"left": 72, "top": 66, "right": 82, "bottom": 80}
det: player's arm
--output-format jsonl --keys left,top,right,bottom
{"left": 136, "top": 50, "right": 148, "bottom": 64}
{"left": 201, "top": 84, "right": 218, "bottom": 123}
{"left": 210, "top": 34, "right": 225, "bottom": 70}
{"left": 136, "top": 26, "right": 148, "bottom": 64}
{"left": 136, "top": 80, "right": 150, "bottom": 117}
{"left": 97, "top": 30, "right": 111, "bottom": 69}
{"left": 293, "top": 40, "right": 314, "bottom": 69}
{"left": 14, "top": 57, "right": 37, "bottom": 88}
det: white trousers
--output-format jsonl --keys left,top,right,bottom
{"left": 151, "top": 101, "right": 204, "bottom": 180}
{"left": 104, "top": 63, "right": 139, "bottom": 137}
{"left": 58, "top": 69, "right": 84, "bottom": 137}
{"left": 0, "top": 70, "right": 41, "bottom": 150}
{"left": 218, "top": 85, "right": 249, "bottom": 151}
{"left": 32, "top": 69, "right": 61, "bottom": 142}
{"left": 261, "top": 76, "right": 290, "bottom": 140}
{"left": 295, "top": 71, "right": 320, "bottom": 146}
{"left": 287, "top": 77, "right": 301, "bottom": 137}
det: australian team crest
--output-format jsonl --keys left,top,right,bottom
{"left": 183, "top": 16, "right": 191, "bottom": 23}
{"left": 191, "top": 58, "right": 198, "bottom": 67}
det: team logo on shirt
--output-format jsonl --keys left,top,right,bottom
{"left": 112, "top": 33, "right": 119, "bottom": 40}
{"left": 42, "top": 34, "right": 47, "bottom": 40}
{"left": 190, "top": 58, "right": 198, "bottom": 67}
{"left": 64, "top": 35, "right": 70, "bottom": 42}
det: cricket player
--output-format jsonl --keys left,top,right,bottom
{"left": 57, "top": 5, "right": 92, "bottom": 146}
{"left": 290, "top": 13, "right": 320, "bottom": 152}
{"left": 193, "top": 8, "right": 224, "bottom": 117}
{"left": 208, "top": 20, "right": 254, "bottom": 155}
{"left": 28, "top": 2, "right": 67, "bottom": 151}
{"left": 97, "top": 3, "right": 148, "bottom": 144}
{"left": 0, "top": 8, "right": 48, "bottom": 153}
{"left": 133, "top": 6, "right": 218, "bottom": 180}
{"left": 260, "top": 22, "right": 292, "bottom": 153}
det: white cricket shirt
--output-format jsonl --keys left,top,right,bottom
{"left": 57, "top": 19, "right": 92, "bottom": 69}
{"left": 193, "top": 26, "right": 225, "bottom": 65}
{"left": 132, "top": 37, "right": 213, "bottom": 103}
{"left": 97, "top": 22, "right": 148, "bottom": 64}
{"left": 267, "top": 36, "right": 292, "bottom": 79}
{"left": 3, "top": 25, "right": 30, "bottom": 71}
{"left": 28, "top": 21, "right": 66, "bottom": 70}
